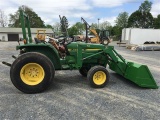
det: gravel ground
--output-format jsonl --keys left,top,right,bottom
{"left": 0, "top": 41, "right": 160, "bottom": 120}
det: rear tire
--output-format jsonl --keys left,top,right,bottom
{"left": 10, "top": 52, "right": 55, "bottom": 93}
{"left": 87, "top": 66, "right": 109, "bottom": 88}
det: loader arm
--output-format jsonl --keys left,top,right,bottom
{"left": 20, "top": 10, "right": 32, "bottom": 44}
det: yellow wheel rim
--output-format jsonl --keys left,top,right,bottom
{"left": 93, "top": 71, "right": 106, "bottom": 85}
{"left": 20, "top": 63, "right": 45, "bottom": 85}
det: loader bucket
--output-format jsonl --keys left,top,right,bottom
{"left": 124, "top": 62, "right": 158, "bottom": 89}
{"left": 108, "top": 47, "right": 158, "bottom": 89}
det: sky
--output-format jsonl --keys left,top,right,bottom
{"left": 0, "top": 0, "right": 160, "bottom": 26}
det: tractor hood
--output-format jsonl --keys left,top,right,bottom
{"left": 67, "top": 42, "right": 106, "bottom": 50}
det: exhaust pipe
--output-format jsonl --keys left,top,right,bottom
{"left": 2, "top": 61, "right": 11, "bottom": 67}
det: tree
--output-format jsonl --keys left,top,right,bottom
{"left": 9, "top": 5, "right": 45, "bottom": 28}
{"left": 128, "top": 0, "right": 153, "bottom": 28}
{"left": 99, "top": 21, "right": 112, "bottom": 30}
{"left": 59, "top": 16, "right": 71, "bottom": 37}
{"left": 90, "top": 23, "right": 98, "bottom": 29}
{"left": 91, "top": 21, "right": 112, "bottom": 30}
{"left": 153, "top": 14, "right": 160, "bottom": 29}
{"left": 68, "top": 26, "right": 79, "bottom": 37}
{"left": 45, "top": 24, "right": 53, "bottom": 29}
{"left": 74, "top": 22, "right": 85, "bottom": 34}
{"left": 53, "top": 22, "right": 61, "bottom": 36}
{"left": 128, "top": 11, "right": 153, "bottom": 28}
{"left": 110, "top": 26, "right": 121, "bottom": 36}
{"left": 139, "top": 0, "right": 152, "bottom": 13}
{"left": 68, "top": 22, "right": 85, "bottom": 37}
{"left": 0, "top": 9, "right": 8, "bottom": 27}
{"left": 115, "top": 12, "right": 129, "bottom": 28}
{"left": 109, "top": 26, "right": 122, "bottom": 41}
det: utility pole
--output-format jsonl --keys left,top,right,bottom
{"left": 98, "top": 18, "right": 100, "bottom": 29}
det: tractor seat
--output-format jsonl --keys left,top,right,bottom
{"left": 34, "top": 38, "right": 41, "bottom": 44}
{"left": 34, "top": 38, "right": 45, "bottom": 44}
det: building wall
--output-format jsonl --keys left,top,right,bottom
{"left": 129, "top": 29, "right": 160, "bottom": 44}
{"left": 0, "top": 33, "right": 36, "bottom": 41}
{"left": 19, "top": 33, "right": 35, "bottom": 39}
{"left": 0, "top": 33, "right": 47, "bottom": 41}
{"left": 122, "top": 28, "right": 160, "bottom": 45}
{"left": 0, "top": 33, "right": 8, "bottom": 41}
{"left": 20, "top": 33, "right": 37, "bottom": 41}
{"left": 0, "top": 28, "right": 53, "bottom": 41}
{"left": 121, "top": 28, "right": 132, "bottom": 41}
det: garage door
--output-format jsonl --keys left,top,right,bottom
{"left": 8, "top": 34, "right": 19, "bottom": 41}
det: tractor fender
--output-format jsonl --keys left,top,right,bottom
{"left": 16, "top": 44, "right": 61, "bottom": 70}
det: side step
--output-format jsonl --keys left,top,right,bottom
{"left": 12, "top": 55, "right": 17, "bottom": 59}
{"left": 2, "top": 55, "right": 17, "bottom": 67}
{"left": 2, "top": 61, "right": 11, "bottom": 67}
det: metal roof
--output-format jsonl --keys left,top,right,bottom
{"left": 0, "top": 27, "right": 53, "bottom": 33}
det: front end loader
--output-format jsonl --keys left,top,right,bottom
{"left": 2, "top": 10, "right": 158, "bottom": 93}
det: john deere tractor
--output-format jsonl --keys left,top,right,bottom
{"left": 2, "top": 10, "right": 158, "bottom": 93}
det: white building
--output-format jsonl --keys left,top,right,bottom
{"left": 0, "top": 27, "right": 53, "bottom": 41}
{"left": 121, "top": 28, "right": 160, "bottom": 45}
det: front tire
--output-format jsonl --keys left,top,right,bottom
{"left": 10, "top": 52, "right": 55, "bottom": 93}
{"left": 87, "top": 66, "right": 109, "bottom": 88}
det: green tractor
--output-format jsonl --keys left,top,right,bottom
{"left": 2, "top": 10, "right": 158, "bottom": 93}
